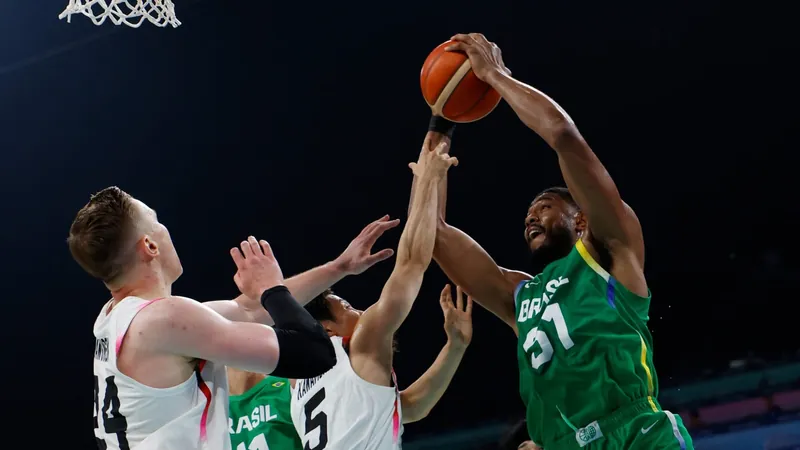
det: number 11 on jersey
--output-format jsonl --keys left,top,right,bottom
{"left": 237, "top": 433, "right": 270, "bottom": 450}
{"left": 522, "top": 303, "right": 574, "bottom": 370}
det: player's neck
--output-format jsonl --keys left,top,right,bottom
{"left": 109, "top": 266, "right": 171, "bottom": 304}
{"left": 227, "top": 369, "right": 266, "bottom": 396}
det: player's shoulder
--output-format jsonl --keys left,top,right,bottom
{"left": 501, "top": 268, "right": 535, "bottom": 291}
{"left": 503, "top": 268, "right": 534, "bottom": 282}
{"left": 130, "top": 296, "right": 205, "bottom": 334}
{"left": 136, "top": 295, "right": 197, "bottom": 315}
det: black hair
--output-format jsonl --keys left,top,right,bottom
{"left": 534, "top": 186, "right": 579, "bottom": 210}
{"left": 305, "top": 288, "right": 335, "bottom": 322}
{"left": 307, "top": 288, "right": 400, "bottom": 353}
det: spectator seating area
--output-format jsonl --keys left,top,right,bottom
{"left": 404, "top": 360, "right": 800, "bottom": 449}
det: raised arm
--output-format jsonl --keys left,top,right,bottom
{"left": 142, "top": 291, "right": 335, "bottom": 378}
{"left": 448, "top": 33, "right": 647, "bottom": 295}
{"left": 401, "top": 285, "right": 472, "bottom": 423}
{"left": 284, "top": 215, "right": 400, "bottom": 301}
{"left": 148, "top": 237, "right": 337, "bottom": 378}
{"left": 412, "top": 121, "right": 531, "bottom": 331}
{"left": 349, "top": 141, "right": 457, "bottom": 385}
{"left": 206, "top": 216, "right": 400, "bottom": 324}
{"left": 143, "top": 296, "right": 282, "bottom": 374}
{"left": 408, "top": 118, "right": 456, "bottom": 221}
{"left": 435, "top": 224, "right": 531, "bottom": 331}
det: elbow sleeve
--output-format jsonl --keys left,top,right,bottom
{"left": 271, "top": 328, "right": 336, "bottom": 378}
{"left": 260, "top": 286, "right": 336, "bottom": 378}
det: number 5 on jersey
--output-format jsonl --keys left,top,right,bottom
{"left": 522, "top": 304, "right": 574, "bottom": 369}
{"left": 302, "top": 388, "right": 328, "bottom": 450}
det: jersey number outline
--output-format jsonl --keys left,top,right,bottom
{"left": 522, "top": 303, "right": 575, "bottom": 369}
{"left": 236, "top": 433, "right": 270, "bottom": 450}
{"left": 93, "top": 375, "right": 130, "bottom": 450}
{"left": 302, "top": 388, "right": 328, "bottom": 450}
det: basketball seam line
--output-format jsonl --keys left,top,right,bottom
{"left": 431, "top": 59, "right": 472, "bottom": 117}
{"left": 451, "top": 75, "right": 493, "bottom": 121}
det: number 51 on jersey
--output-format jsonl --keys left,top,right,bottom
{"left": 522, "top": 303, "right": 574, "bottom": 370}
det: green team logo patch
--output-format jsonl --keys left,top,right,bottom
{"left": 575, "top": 420, "right": 603, "bottom": 447}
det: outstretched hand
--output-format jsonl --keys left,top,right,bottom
{"left": 440, "top": 284, "right": 473, "bottom": 348}
{"left": 445, "top": 33, "right": 510, "bottom": 83}
{"left": 408, "top": 141, "right": 458, "bottom": 180}
{"left": 334, "top": 215, "right": 401, "bottom": 275}
{"left": 230, "top": 236, "right": 285, "bottom": 299}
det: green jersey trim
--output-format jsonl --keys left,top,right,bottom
{"left": 575, "top": 239, "right": 659, "bottom": 412}
{"left": 229, "top": 376, "right": 286, "bottom": 402}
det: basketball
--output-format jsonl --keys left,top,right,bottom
{"left": 420, "top": 40, "right": 502, "bottom": 123}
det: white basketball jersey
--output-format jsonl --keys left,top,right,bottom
{"left": 93, "top": 297, "right": 230, "bottom": 450}
{"left": 291, "top": 336, "right": 403, "bottom": 450}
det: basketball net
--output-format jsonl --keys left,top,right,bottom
{"left": 59, "top": 0, "right": 181, "bottom": 28}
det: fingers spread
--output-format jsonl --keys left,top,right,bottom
{"left": 248, "top": 236, "right": 261, "bottom": 255}
{"left": 230, "top": 247, "right": 245, "bottom": 267}
{"left": 363, "top": 215, "right": 389, "bottom": 234}
{"left": 259, "top": 240, "right": 273, "bottom": 257}
{"left": 422, "top": 134, "right": 432, "bottom": 152}
{"left": 445, "top": 41, "right": 467, "bottom": 52}
{"left": 440, "top": 284, "right": 452, "bottom": 309}
{"left": 466, "top": 295, "right": 474, "bottom": 315}
{"left": 456, "top": 285, "right": 464, "bottom": 310}
{"left": 369, "top": 215, "right": 390, "bottom": 231}
{"left": 375, "top": 218, "right": 400, "bottom": 232}
{"left": 470, "top": 33, "right": 489, "bottom": 44}
{"left": 365, "top": 248, "right": 394, "bottom": 265}
{"left": 364, "top": 219, "right": 399, "bottom": 247}
{"left": 240, "top": 240, "right": 254, "bottom": 257}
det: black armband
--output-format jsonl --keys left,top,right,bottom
{"left": 428, "top": 115, "right": 456, "bottom": 139}
{"left": 260, "top": 286, "right": 336, "bottom": 378}
{"left": 261, "top": 286, "right": 315, "bottom": 329}
{"left": 271, "top": 328, "right": 336, "bottom": 378}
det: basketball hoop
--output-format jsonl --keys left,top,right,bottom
{"left": 59, "top": 0, "right": 181, "bottom": 28}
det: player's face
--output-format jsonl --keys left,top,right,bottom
{"left": 524, "top": 194, "right": 581, "bottom": 263}
{"left": 132, "top": 200, "right": 183, "bottom": 283}
{"left": 324, "top": 295, "right": 362, "bottom": 338}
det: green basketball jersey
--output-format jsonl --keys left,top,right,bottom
{"left": 229, "top": 376, "right": 302, "bottom": 450}
{"left": 515, "top": 239, "right": 660, "bottom": 448}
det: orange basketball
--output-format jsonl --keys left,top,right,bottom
{"left": 420, "top": 40, "right": 502, "bottom": 123}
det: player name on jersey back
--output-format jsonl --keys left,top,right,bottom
{"left": 93, "top": 296, "right": 231, "bottom": 450}
{"left": 295, "top": 374, "right": 323, "bottom": 399}
{"left": 291, "top": 336, "right": 403, "bottom": 450}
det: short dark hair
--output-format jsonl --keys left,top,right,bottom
{"left": 67, "top": 186, "right": 138, "bottom": 284}
{"left": 534, "top": 186, "right": 579, "bottom": 210}
{"left": 305, "top": 288, "right": 335, "bottom": 321}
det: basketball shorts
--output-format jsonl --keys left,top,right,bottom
{"left": 549, "top": 398, "right": 694, "bottom": 450}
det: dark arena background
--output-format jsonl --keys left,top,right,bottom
{"left": 1, "top": 0, "right": 798, "bottom": 448}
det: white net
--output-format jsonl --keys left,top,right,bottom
{"left": 59, "top": 0, "right": 181, "bottom": 28}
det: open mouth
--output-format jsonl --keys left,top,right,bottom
{"left": 527, "top": 227, "right": 544, "bottom": 241}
